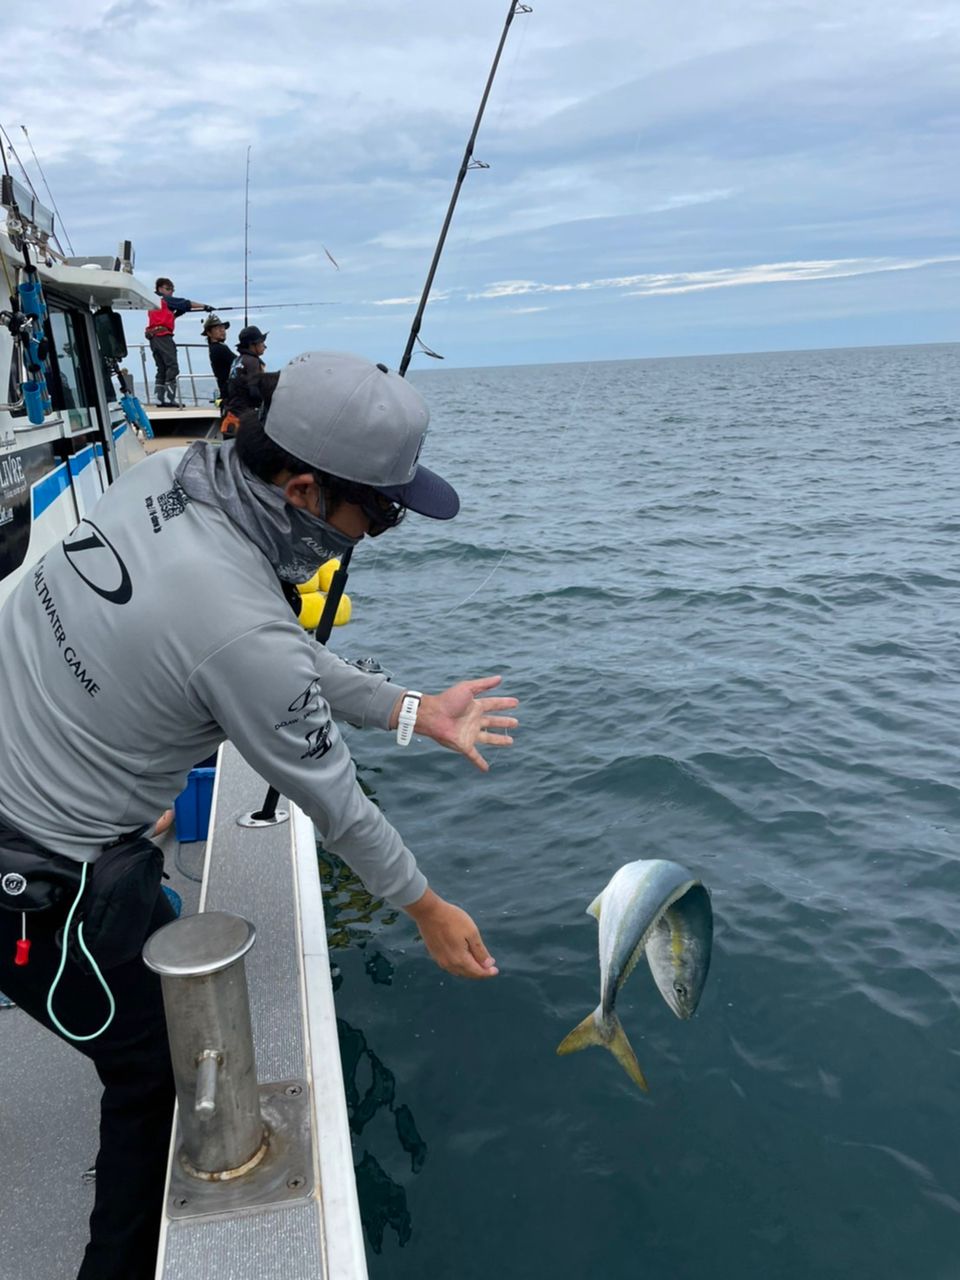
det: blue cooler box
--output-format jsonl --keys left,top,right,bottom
{"left": 174, "top": 760, "right": 217, "bottom": 842}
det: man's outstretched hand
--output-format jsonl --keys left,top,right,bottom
{"left": 399, "top": 675, "right": 519, "bottom": 772}
{"left": 404, "top": 889, "right": 499, "bottom": 979}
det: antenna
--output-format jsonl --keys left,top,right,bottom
{"left": 243, "top": 145, "right": 251, "bottom": 328}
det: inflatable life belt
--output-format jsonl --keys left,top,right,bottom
{"left": 295, "top": 559, "right": 351, "bottom": 630}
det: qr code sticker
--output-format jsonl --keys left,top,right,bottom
{"left": 157, "top": 484, "right": 190, "bottom": 522}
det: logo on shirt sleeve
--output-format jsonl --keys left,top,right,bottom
{"left": 300, "top": 721, "right": 332, "bottom": 761}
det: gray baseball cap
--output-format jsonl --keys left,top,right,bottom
{"left": 265, "top": 351, "right": 459, "bottom": 519}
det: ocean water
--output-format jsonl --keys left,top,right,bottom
{"left": 323, "top": 343, "right": 960, "bottom": 1279}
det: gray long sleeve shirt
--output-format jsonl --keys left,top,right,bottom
{"left": 0, "top": 448, "right": 427, "bottom": 908}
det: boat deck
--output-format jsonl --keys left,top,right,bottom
{"left": 145, "top": 404, "right": 221, "bottom": 442}
{"left": 1, "top": 829, "right": 204, "bottom": 1278}
{"left": 0, "top": 746, "right": 365, "bottom": 1279}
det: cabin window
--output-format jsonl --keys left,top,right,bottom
{"left": 93, "top": 309, "right": 123, "bottom": 404}
{"left": 2, "top": 333, "right": 26, "bottom": 418}
{"left": 47, "top": 310, "right": 94, "bottom": 432}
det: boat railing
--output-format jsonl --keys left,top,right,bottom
{"left": 126, "top": 342, "right": 219, "bottom": 409}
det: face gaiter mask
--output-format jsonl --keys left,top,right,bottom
{"left": 174, "top": 441, "right": 359, "bottom": 583}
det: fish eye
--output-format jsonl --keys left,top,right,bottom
{"left": 673, "top": 981, "right": 688, "bottom": 997}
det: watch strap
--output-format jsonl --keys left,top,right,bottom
{"left": 396, "top": 691, "right": 423, "bottom": 746}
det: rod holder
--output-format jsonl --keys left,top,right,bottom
{"left": 143, "top": 911, "right": 267, "bottom": 1179}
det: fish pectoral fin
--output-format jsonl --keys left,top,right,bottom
{"left": 586, "top": 890, "right": 604, "bottom": 920}
{"left": 556, "top": 1008, "right": 604, "bottom": 1056}
{"left": 606, "top": 1015, "right": 650, "bottom": 1092}
{"left": 556, "top": 1010, "right": 650, "bottom": 1093}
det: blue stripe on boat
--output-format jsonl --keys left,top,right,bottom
{"left": 32, "top": 465, "right": 71, "bottom": 519}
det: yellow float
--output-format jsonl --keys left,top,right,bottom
{"left": 297, "top": 589, "right": 352, "bottom": 630}
{"left": 296, "top": 558, "right": 341, "bottom": 597}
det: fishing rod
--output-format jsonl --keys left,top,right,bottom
{"left": 320, "top": 0, "right": 529, "bottom": 631}
{"left": 243, "top": 145, "right": 251, "bottom": 327}
{"left": 0, "top": 124, "right": 40, "bottom": 209}
{"left": 398, "top": 0, "right": 531, "bottom": 377}
{"left": 322, "top": 0, "right": 528, "bottom": 634}
{"left": 20, "top": 126, "right": 75, "bottom": 257}
{"left": 251, "top": 0, "right": 530, "bottom": 825}
{"left": 210, "top": 301, "right": 339, "bottom": 311}
{"left": 0, "top": 138, "right": 56, "bottom": 424}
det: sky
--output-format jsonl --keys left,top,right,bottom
{"left": 1, "top": 0, "right": 957, "bottom": 369}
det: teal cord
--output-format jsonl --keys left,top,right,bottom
{"left": 46, "top": 863, "right": 116, "bottom": 1042}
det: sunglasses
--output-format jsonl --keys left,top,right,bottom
{"left": 360, "top": 492, "right": 406, "bottom": 537}
{"left": 315, "top": 475, "right": 406, "bottom": 537}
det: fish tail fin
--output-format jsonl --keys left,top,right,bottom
{"left": 556, "top": 1007, "right": 604, "bottom": 1056}
{"left": 605, "top": 1014, "right": 649, "bottom": 1092}
{"left": 556, "top": 1008, "right": 650, "bottom": 1092}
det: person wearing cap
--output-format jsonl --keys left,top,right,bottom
{"left": 0, "top": 350, "right": 518, "bottom": 1280}
{"left": 145, "top": 277, "right": 215, "bottom": 407}
{"left": 202, "top": 312, "right": 233, "bottom": 400}
{"left": 221, "top": 323, "right": 268, "bottom": 437}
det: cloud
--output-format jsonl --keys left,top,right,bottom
{"left": 2, "top": 0, "right": 956, "bottom": 366}
{"left": 469, "top": 256, "right": 960, "bottom": 301}
{"left": 102, "top": 0, "right": 161, "bottom": 23}
{"left": 624, "top": 257, "right": 960, "bottom": 296}
{"left": 372, "top": 292, "right": 449, "bottom": 307}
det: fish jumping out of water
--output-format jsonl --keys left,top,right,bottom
{"left": 556, "top": 859, "right": 713, "bottom": 1091}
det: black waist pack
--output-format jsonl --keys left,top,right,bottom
{"left": 0, "top": 816, "right": 164, "bottom": 970}
{"left": 80, "top": 834, "right": 165, "bottom": 969}
{"left": 0, "top": 816, "right": 82, "bottom": 912}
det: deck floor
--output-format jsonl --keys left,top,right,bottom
{"left": 0, "top": 829, "right": 205, "bottom": 1280}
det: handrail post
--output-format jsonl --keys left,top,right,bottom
{"left": 143, "top": 911, "right": 267, "bottom": 1178}
{"left": 139, "top": 345, "right": 149, "bottom": 403}
{"left": 184, "top": 346, "right": 199, "bottom": 405}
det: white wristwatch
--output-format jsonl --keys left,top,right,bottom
{"left": 396, "top": 691, "right": 423, "bottom": 746}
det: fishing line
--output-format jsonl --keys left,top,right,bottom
{"left": 0, "top": 139, "right": 17, "bottom": 302}
{"left": 19, "top": 126, "right": 75, "bottom": 256}
{"left": 0, "top": 125, "right": 34, "bottom": 302}
{"left": 175, "top": 841, "right": 204, "bottom": 884}
{"left": 0, "top": 217, "right": 16, "bottom": 305}
{"left": 0, "top": 123, "right": 39, "bottom": 204}
{"left": 558, "top": 361, "right": 598, "bottom": 432}
{"left": 439, "top": 548, "right": 510, "bottom": 618}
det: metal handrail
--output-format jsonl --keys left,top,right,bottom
{"left": 129, "top": 342, "right": 220, "bottom": 408}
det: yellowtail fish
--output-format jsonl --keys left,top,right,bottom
{"left": 556, "top": 859, "right": 713, "bottom": 1091}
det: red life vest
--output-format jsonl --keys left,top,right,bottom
{"left": 145, "top": 300, "right": 176, "bottom": 338}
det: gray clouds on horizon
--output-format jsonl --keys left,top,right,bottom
{"left": 1, "top": 0, "right": 956, "bottom": 366}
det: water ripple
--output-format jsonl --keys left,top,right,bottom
{"left": 333, "top": 345, "right": 960, "bottom": 1280}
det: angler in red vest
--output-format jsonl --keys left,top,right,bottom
{"left": 145, "top": 277, "right": 214, "bottom": 407}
